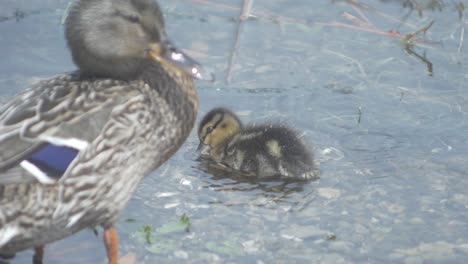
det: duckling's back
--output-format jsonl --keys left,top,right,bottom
{"left": 224, "top": 125, "right": 318, "bottom": 180}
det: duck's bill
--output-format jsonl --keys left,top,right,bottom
{"left": 148, "top": 41, "right": 214, "bottom": 82}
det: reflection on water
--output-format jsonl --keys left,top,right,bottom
{"left": 197, "top": 158, "right": 312, "bottom": 205}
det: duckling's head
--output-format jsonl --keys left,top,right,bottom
{"left": 66, "top": 0, "right": 212, "bottom": 80}
{"left": 198, "top": 108, "right": 242, "bottom": 157}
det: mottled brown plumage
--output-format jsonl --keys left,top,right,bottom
{"left": 0, "top": 0, "right": 209, "bottom": 262}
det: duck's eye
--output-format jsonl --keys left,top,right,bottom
{"left": 206, "top": 126, "right": 214, "bottom": 134}
{"left": 126, "top": 15, "right": 140, "bottom": 23}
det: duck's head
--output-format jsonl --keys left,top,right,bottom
{"left": 65, "top": 0, "right": 212, "bottom": 80}
{"left": 198, "top": 108, "right": 242, "bottom": 156}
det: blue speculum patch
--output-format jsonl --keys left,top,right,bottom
{"left": 26, "top": 144, "right": 79, "bottom": 179}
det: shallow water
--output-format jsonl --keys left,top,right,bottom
{"left": 1, "top": 0, "right": 468, "bottom": 263}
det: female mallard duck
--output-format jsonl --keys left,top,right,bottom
{"left": 0, "top": 0, "right": 211, "bottom": 263}
{"left": 198, "top": 108, "right": 319, "bottom": 181}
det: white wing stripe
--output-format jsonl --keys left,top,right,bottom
{"left": 19, "top": 160, "right": 56, "bottom": 184}
{"left": 41, "top": 136, "right": 89, "bottom": 150}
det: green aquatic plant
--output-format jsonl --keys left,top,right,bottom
{"left": 180, "top": 213, "right": 191, "bottom": 232}
{"left": 140, "top": 225, "right": 153, "bottom": 245}
{"left": 125, "top": 214, "right": 192, "bottom": 254}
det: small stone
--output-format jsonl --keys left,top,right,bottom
{"left": 317, "top": 188, "right": 341, "bottom": 199}
{"left": 384, "top": 202, "right": 405, "bottom": 214}
{"left": 329, "top": 241, "right": 351, "bottom": 254}
{"left": 174, "top": 250, "right": 189, "bottom": 259}
{"left": 326, "top": 233, "right": 337, "bottom": 241}
{"left": 242, "top": 240, "right": 263, "bottom": 253}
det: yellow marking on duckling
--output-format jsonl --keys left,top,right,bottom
{"left": 222, "top": 115, "right": 241, "bottom": 134}
{"left": 266, "top": 140, "right": 282, "bottom": 158}
{"left": 206, "top": 115, "right": 240, "bottom": 146}
{"left": 236, "top": 149, "right": 245, "bottom": 166}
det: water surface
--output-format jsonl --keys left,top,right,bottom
{"left": 1, "top": 0, "right": 467, "bottom": 263}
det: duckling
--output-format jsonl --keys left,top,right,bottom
{"left": 0, "top": 0, "right": 211, "bottom": 263}
{"left": 198, "top": 108, "right": 319, "bottom": 180}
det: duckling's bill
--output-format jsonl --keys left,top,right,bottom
{"left": 197, "top": 141, "right": 210, "bottom": 156}
{"left": 148, "top": 41, "right": 214, "bottom": 81}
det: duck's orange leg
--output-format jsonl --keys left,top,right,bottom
{"left": 103, "top": 226, "right": 119, "bottom": 264}
{"left": 33, "top": 245, "right": 44, "bottom": 264}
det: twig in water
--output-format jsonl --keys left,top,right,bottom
{"left": 401, "top": 21, "right": 435, "bottom": 76}
{"left": 342, "top": 12, "right": 372, "bottom": 28}
{"left": 406, "top": 0, "right": 424, "bottom": 16}
{"left": 403, "top": 20, "right": 434, "bottom": 46}
{"left": 457, "top": 1, "right": 465, "bottom": 20}
{"left": 350, "top": 3, "right": 373, "bottom": 27}
{"left": 458, "top": 25, "right": 465, "bottom": 55}
{"left": 404, "top": 46, "right": 433, "bottom": 76}
{"left": 226, "top": 0, "right": 254, "bottom": 83}
{"left": 345, "top": 0, "right": 419, "bottom": 29}
{"left": 240, "top": 0, "right": 254, "bottom": 20}
{"left": 357, "top": 106, "right": 362, "bottom": 125}
{"left": 457, "top": 2, "right": 465, "bottom": 54}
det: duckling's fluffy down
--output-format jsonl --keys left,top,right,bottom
{"left": 198, "top": 108, "right": 319, "bottom": 181}
{"left": 223, "top": 124, "right": 319, "bottom": 180}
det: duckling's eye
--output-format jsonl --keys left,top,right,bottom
{"left": 206, "top": 126, "right": 214, "bottom": 134}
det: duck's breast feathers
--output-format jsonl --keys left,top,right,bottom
{"left": 0, "top": 74, "right": 134, "bottom": 185}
